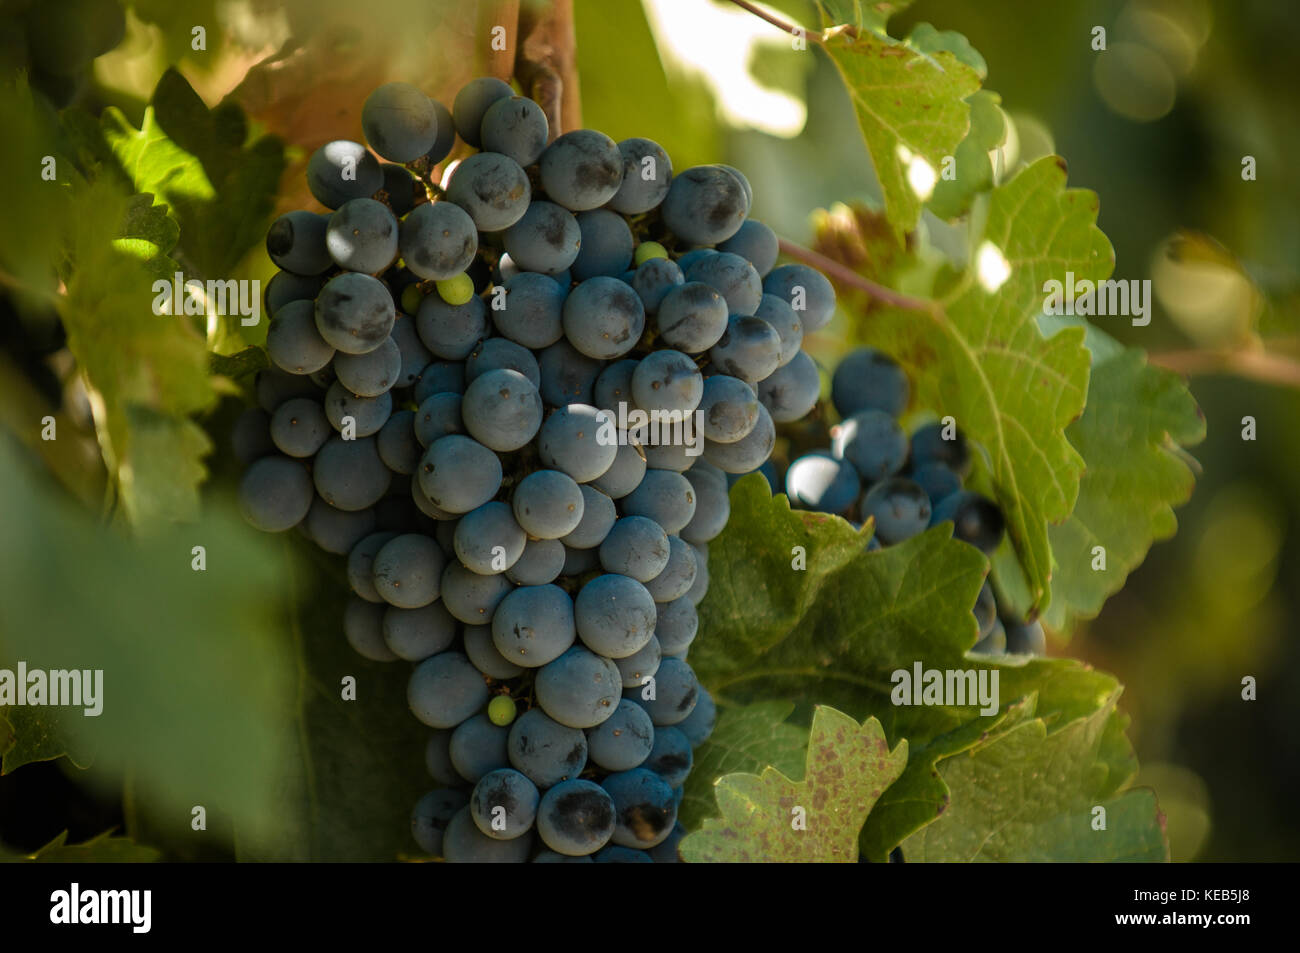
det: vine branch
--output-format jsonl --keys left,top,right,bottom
{"left": 517, "top": 0, "right": 581, "bottom": 139}
{"left": 1147, "top": 347, "right": 1300, "bottom": 389}
{"left": 777, "top": 237, "right": 937, "bottom": 313}
{"left": 726, "top": 0, "right": 805, "bottom": 38}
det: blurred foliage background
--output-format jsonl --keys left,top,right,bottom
{"left": 1, "top": 0, "right": 1297, "bottom": 861}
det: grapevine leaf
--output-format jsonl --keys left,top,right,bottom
{"left": 0, "top": 707, "right": 93, "bottom": 774}
{"left": 1024, "top": 326, "right": 1205, "bottom": 631}
{"left": 901, "top": 693, "right": 1168, "bottom": 861}
{"left": 926, "top": 89, "right": 1005, "bottom": 220}
{"left": 679, "top": 701, "right": 808, "bottom": 831}
{"left": 820, "top": 27, "right": 981, "bottom": 239}
{"left": 114, "top": 193, "right": 182, "bottom": 281}
{"left": 680, "top": 707, "right": 906, "bottom": 863}
{"left": 904, "top": 23, "right": 988, "bottom": 79}
{"left": 1, "top": 830, "right": 161, "bottom": 863}
{"left": 210, "top": 346, "right": 270, "bottom": 380}
{"left": 814, "top": 1, "right": 913, "bottom": 33}
{"left": 862, "top": 157, "right": 1107, "bottom": 611}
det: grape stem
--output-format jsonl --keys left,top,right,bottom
{"left": 776, "top": 237, "right": 938, "bottom": 313}
{"left": 1147, "top": 346, "right": 1300, "bottom": 389}
{"left": 726, "top": 0, "right": 807, "bottom": 38}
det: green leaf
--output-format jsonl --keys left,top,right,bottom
{"left": 0, "top": 437, "right": 295, "bottom": 849}
{"left": 905, "top": 23, "right": 988, "bottom": 79}
{"left": 1, "top": 830, "right": 161, "bottom": 863}
{"left": 814, "top": 0, "right": 913, "bottom": 33}
{"left": 926, "top": 89, "right": 1005, "bottom": 220}
{"left": 900, "top": 693, "right": 1168, "bottom": 861}
{"left": 115, "top": 193, "right": 182, "bottom": 281}
{"left": 1030, "top": 333, "right": 1206, "bottom": 631}
{"left": 210, "top": 346, "right": 270, "bottom": 380}
{"left": 680, "top": 707, "right": 906, "bottom": 862}
{"left": 679, "top": 701, "right": 808, "bottom": 831}
{"left": 861, "top": 157, "right": 1108, "bottom": 611}
{"left": 820, "top": 27, "right": 981, "bottom": 239}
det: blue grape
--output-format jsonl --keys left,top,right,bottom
{"left": 461, "top": 368, "right": 543, "bottom": 452}
{"left": 538, "top": 129, "right": 624, "bottom": 212}
{"left": 465, "top": 337, "right": 541, "bottom": 388}
{"left": 442, "top": 806, "right": 533, "bottom": 863}
{"left": 615, "top": 635, "right": 661, "bottom": 689}
{"left": 588, "top": 440, "right": 645, "bottom": 500}
{"left": 304, "top": 498, "right": 378, "bottom": 554}
{"left": 973, "top": 617, "right": 1007, "bottom": 655}
{"left": 399, "top": 201, "right": 477, "bottom": 280}
{"left": 677, "top": 686, "right": 716, "bottom": 748}
{"left": 697, "top": 373, "right": 758, "bottom": 444}
{"left": 324, "top": 380, "right": 392, "bottom": 437}
{"left": 833, "top": 409, "right": 908, "bottom": 481}
{"left": 363, "top": 82, "right": 439, "bottom": 162}
{"left": 651, "top": 597, "right": 698, "bottom": 657}
{"left": 440, "top": 560, "right": 514, "bottom": 624}
{"left": 642, "top": 442, "right": 698, "bottom": 473}
{"left": 561, "top": 485, "right": 617, "bottom": 549}
{"left": 481, "top": 95, "right": 549, "bottom": 166}
{"left": 753, "top": 293, "right": 803, "bottom": 367}
{"left": 426, "top": 730, "right": 459, "bottom": 785}
{"left": 680, "top": 468, "right": 730, "bottom": 544}
{"left": 372, "top": 533, "right": 444, "bottom": 608}
{"left": 380, "top": 163, "right": 418, "bottom": 217}
{"left": 383, "top": 601, "right": 457, "bottom": 661}
{"left": 471, "top": 768, "right": 540, "bottom": 840}
{"left": 491, "top": 584, "right": 577, "bottom": 668}
{"left": 710, "top": 163, "right": 753, "bottom": 208}
{"left": 416, "top": 292, "right": 489, "bottom": 360}
{"left": 240, "top": 455, "right": 313, "bottom": 532}
{"left": 685, "top": 251, "right": 762, "bottom": 316}
{"left": 536, "top": 779, "right": 616, "bottom": 856}
{"left": 758, "top": 348, "right": 820, "bottom": 423}
{"left": 464, "top": 624, "right": 525, "bottom": 678}
{"left": 315, "top": 272, "right": 395, "bottom": 355}
{"left": 265, "top": 270, "right": 326, "bottom": 318}
{"left": 709, "top": 315, "right": 782, "bottom": 384}
{"left": 506, "top": 537, "right": 566, "bottom": 586}
{"left": 675, "top": 248, "right": 716, "bottom": 272}
{"left": 306, "top": 140, "right": 382, "bottom": 209}
{"left": 973, "top": 580, "right": 996, "bottom": 639}
{"left": 424, "top": 97, "right": 456, "bottom": 165}
{"left": 608, "top": 137, "right": 672, "bottom": 214}
{"left": 910, "top": 421, "right": 971, "bottom": 477}
{"left": 717, "top": 218, "right": 779, "bottom": 275}
{"left": 502, "top": 201, "right": 581, "bottom": 276}
{"left": 831, "top": 347, "right": 910, "bottom": 419}
{"left": 621, "top": 469, "right": 697, "bottom": 535}
{"left": 446, "top": 151, "right": 531, "bottom": 231}
{"left": 911, "top": 462, "right": 962, "bottom": 505}
{"left": 389, "top": 313, "right": 432, "bottom": 386}
{"left": 377, "top": 410, "right": 421, "bottom": 474}
{"left": 649, "top": 821, "right": 687, "bottom": 863}
{"left": 598, "top": 518, "right": 670, "bottom": 583}
{"left": 562, "top": 276, "right": 645, "bottom": 360}
{"left": 326, "top": 197, "right": 398, "bottom": 273}
{"left": 655, "top": 282, "right": 729, "bottom": 354}
{"left": 452, "top": 714, "right": 509, "bottom": 783}
{"left": 644, "top": 536, "right": 698, "bottom": 602}
{"left": 631, "top": 257, "right": 684, "bottom": 313}
{"left": 411, "top": 478, "right": 456, "bottom": 521}
{"left": 661, "top": 165, "right": 747, "bottom": 245}
{"left": 624, "top": 656, "right": 698, "bottom": 726}
{"left": 537, "top": 340, "right": 603, "bottom": 407}
{"left": 344, "top": 596, "right": 397, "bottom": 661}
{"left": 601, "top": 768, "right": 677, "bottom": 849}
{"left": 347, "top": 530, "right": 399, "bottom": 603}
{"left": 454, "top": 501, "right": 526, "bottom": 575}
{"left": 413, "top": 392, "right": 465, "bottom": 448}
{"left": 562, "top": 545, "right": 600, "bottom": 576}
{"left": 861, "top": 477, "right": 932, "bottom": 544}
{"left": 270, "top": 397, "right": 330, "bottom": 458}
{"left": 512, "top": 469, "right": 586, "bottom": 539}
{"left": 585, "top": 699, "right": 655, "bottom": 771}
{"left": 592, "top": 359, "right": 637, "bottom": 413}
{"left": 632, "top": 349, "right": 703, "bottom": 415}
{"left": 413, "top": 360, "right": 466, "bottom": 401}
{"left": 335, "top": 336, "right": 401, "bottom": 396}
{"left": 538, "top": 404, "right": 618, "bottom": 483}
{"left": 686, "top": 549, "right": 709, "bottom": 605}
{"left": 508, "top": 709, "right": 589, "bottom": 788}
{"left": 418, "top": 435, "right": 502, "bottom": 514}
{"left": 411, "top": 789, "right": 468, "bottom": 855}
{"left": 574, "top": 573, "right": 658, "bottom": 658}
{"left": 266, "top": 210, "right": 331, "bottom": 275}
{"left": 785, "top": 453, "right": 860, "bottom": 514}
{"left": 594, "top": 846, "right": 653, "bottom": 863}
{"left": 643, "top": 725, "right": 692, "bottom": 788}
{"left": 571, "top": 209, "right": 634, "bottom": 280}
{"left": 535, "top": 646, "right": 622, "bottom": 729}
{"left": 930, "top": 491, "right": 1004, "bottom": 556}
{"left": 231, "top": 408, "right": 274, "bottom": 464}
{"left": 493, "top": 273, "right": 566, "bottom": 349}
{"left": 763, "top": 263, "right": 837, "bottom": 332}
{"left": 314, "top": 436, "right": 392, "bottom": 510}
{"left": 1004, "top": 618, "right": 1047, "bottom": 656}
{"left": 408, "top": 651, "right": 489, "bottom": 728}
{"left": 452, "top": 76, "right": 514, "bottom": 148}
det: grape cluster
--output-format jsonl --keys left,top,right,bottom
{"left": 0, "top": 0, "right": 125, "bottom": 107}
{"left": 235, "top": 78, "right": 831, "bottom": 861}
{"left": 778, "top": 346, "right": 1045, "bottom": 657}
